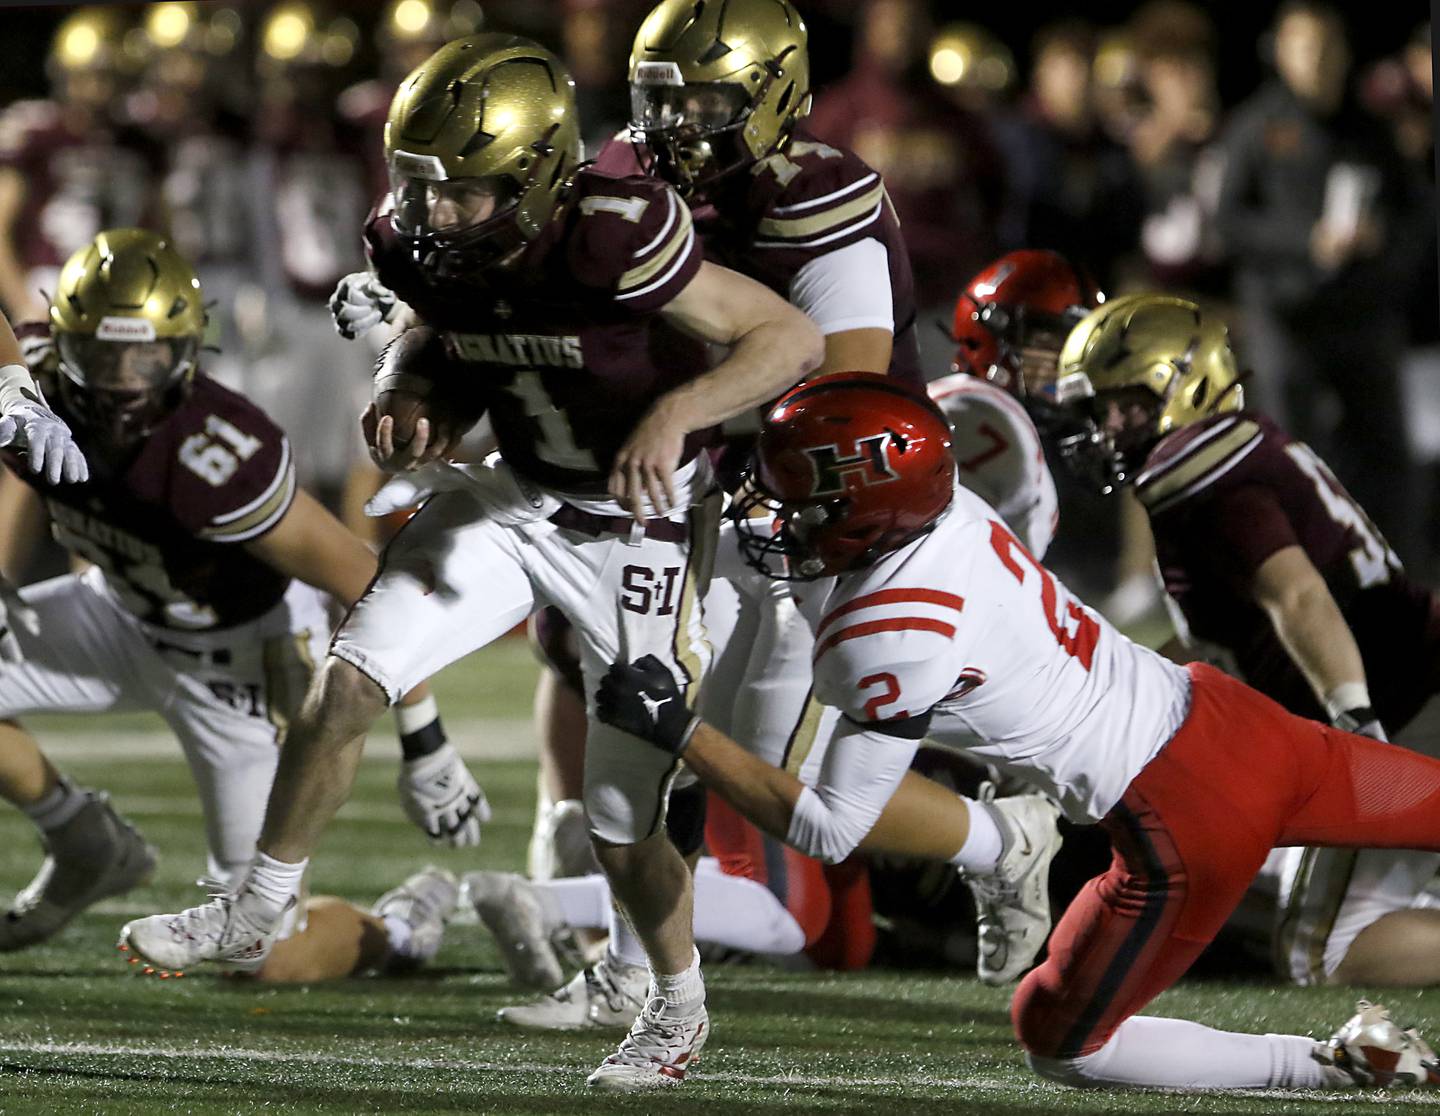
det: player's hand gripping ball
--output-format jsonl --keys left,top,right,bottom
{"left": 366, "top": 326, "right": 482, "bottom": 472}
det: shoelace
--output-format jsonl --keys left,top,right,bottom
{"left": 608, "top": 1000, "right": 691, "bottom": 1065}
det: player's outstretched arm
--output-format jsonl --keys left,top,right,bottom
{"left": 245, "top": 488, "right": 489, "bottom": 846}
{"left": 609, "top": 261, "right": 822, "bottom": 517}
{"left": 0, "top": 311, "right": 87, "bottom": 485}
{"left": 1251, "top": 544, "right": 1383, "bottom": 737}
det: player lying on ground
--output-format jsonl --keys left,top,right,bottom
{"left": 1053, "top": 293, "right": 1440, "bottom": 988}
{"left": 123, "top": 33, "right": 827, "bottom": 1093}
{"left": 597, "top": 371, "right": 1440, "bottom": 1092}
{"left": 0, "top": 229, "right": 483, "bottom": 979}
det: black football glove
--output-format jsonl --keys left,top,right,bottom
{"left": 1333, "top": 706, "right": 1387, "bottom": 742}
{"left": 596, "top": 654, "right": 700, "bottom": 756}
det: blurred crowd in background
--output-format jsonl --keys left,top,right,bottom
{"left": 0, "top": 0, "right": 1434, "bottom": 613}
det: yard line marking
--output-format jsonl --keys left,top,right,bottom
{"left": 0, "top": 1040, "right": 1437, "bottom": 1102}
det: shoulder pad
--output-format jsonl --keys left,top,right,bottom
{"left": 1134, "top": 413, "right": 1265, "bottom": 515}
{"left": 751, "top": 138, "right": 886, "bottom": 251}
{"left": 166, "top": 377, "right": 296, "bottom": 543}
{"left": 811, "top": 586, "right": 966, "bottom": 723}
{"left": 568, "top": 173, "right": 700, "bottom": 310}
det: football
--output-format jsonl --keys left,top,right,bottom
{"left": 372, "top": 325, "right": 483, "bottom": 448}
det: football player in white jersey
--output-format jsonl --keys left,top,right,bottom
{"left": 597, "top": 371, "right": 1440, "bottom": 1093}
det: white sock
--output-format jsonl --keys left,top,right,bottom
{"left": 606, "top": 906, "right": 649, "bottom": 969}
{"left": 382, "top": 914, "right": 412, "bottom": 957}
{"left": 246, "top": 851, "right": 307, "bottom": 911}
{"left": 535, "top": 874, "right": 611, "bottom": 930}
{"left": 22, "top": 775, "right": 88, "bottom": 832}
{"left": 650, "top": 947, "right": 705, "bottom": 1013}
{"left": 693, "top": 858, "right": 806, "bottom": 954}
{"left": 1043, "top": 1015, "right": 1332, "bottom": 1089}
{"left": 949, "top": 797, "right": 1004, "bottom": 874}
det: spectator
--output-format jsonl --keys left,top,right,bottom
{"left": 1215, "top": 0, "right": 1427, "bottom": 563}
{"left": 0, "top": 7, "right": 162, "bottom": 321}
{"left": 992, "top": 20, "right": 1143, "bottom": 292}
{"left": 129, "top": 2, "right": 257, "bottom": 396}
{"left": 1127, "top": 0, "right": 1228, "bottom": 294}
{"left": 245, "top": 2, "right": 377, "bottom": 527}
{"left": 806, "top": 0, "right": 1006, "bottom": 373}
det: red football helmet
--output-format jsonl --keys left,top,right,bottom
{"left": 951, "top": 249, "right": 1101, "bottom": 399}
{"left": 735, "top": 372, "right": 956, "bottom": 580}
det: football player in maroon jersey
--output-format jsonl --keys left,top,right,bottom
{"left": 0, "top": 229, "right": 485, "bottom": 979}
{"left": 599, "top": 371, "right": 1440, "bottom": 1094}
{"left": 126, "top": 35, "right": 824, "bottom": 1093}
{"left": 474, "top": 0, "right": 1000, "bottom": 1029}
{"left": 1056, "top": 292, "right": 1440, "bottom": 988}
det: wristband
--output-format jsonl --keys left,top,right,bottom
{"left": 1324, "top": 681, "right": 1371, "bottom": 723}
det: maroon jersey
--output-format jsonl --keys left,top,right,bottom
{"left": 1137, "top": 410, "right": 1437, "bottom": 728}
{"left": 0, "top": 100, "right": 160, "bottom": 271}
{"left": 805, "top": 68, "right": 1005, "bottom": 307}
{"left": 6, "top": 375, "right": 296, "bottom": 631}
{"left": 595, "top": 126, "right": 923, "bottom": 389}
{"left": 365, "top": 170, "right": 708, "bottom": 496}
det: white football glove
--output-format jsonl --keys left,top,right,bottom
{"left": 0, "top": 400, "right": 88, "bottom": 485}
{"left": 398, "top": 742, "right": 491, "bottom": 847}
{"left": 329, "top": 271, "right": 399, "bottom": 340}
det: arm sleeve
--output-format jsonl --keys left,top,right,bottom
{"left": 787, "top": 239, "right": 893, "bottom": 335}
{"left": 786, "top": 716, "right": 921, "bottom": 864}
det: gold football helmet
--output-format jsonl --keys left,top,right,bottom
{"left": 385, "top": 34, "right": 582, "bottom": 277}
{"left": 50, "top": 229, "right": 206, "bottom": 451}
{"left": 1054, "top": 293, "right": 1243, "bottom": 490}
{"left": 629, "top": 0, "right": 810, "bottom": 195}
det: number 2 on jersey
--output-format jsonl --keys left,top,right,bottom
{"left": 989, "top": 520, "right": 1099, "bottom": 669}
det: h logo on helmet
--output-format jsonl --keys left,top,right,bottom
{"left": 805, "top": 434, "right": 898, "bottom": 496}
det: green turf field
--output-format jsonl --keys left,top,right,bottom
{"left": 1, "top": 640, "right": 1436, "bottom": 1114}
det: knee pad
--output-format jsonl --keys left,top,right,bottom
{"left": 665, "top": 781, "right": 708, "bottom": 857}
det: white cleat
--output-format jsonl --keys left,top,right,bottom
{"left": 1, "top": 792, "right": 156, "bottom": 951}
{"left": 586, "top": 996, "right": 708, "bottom": 1092}
{"left": 119, "top": 886, "right": 292, "bottom": 975}
{"left": 1314, "top": 1000, "right": 1440, "bottom": 1088}
{"left": 962, "top": 783, "right": 1063, "bottom": 986}
{"left": 373, "top": 865, "right": 459, "bottom": 969}
{"left": 497, "top": 955, "right": 648, "bottom": 1031}
{"left": 463, "top": 870, "right": 564, "bottom": 990}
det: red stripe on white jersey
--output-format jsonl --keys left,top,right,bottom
{"left": 813, "top": 616, "right": 958, "bottom": 662}
{"left": 929, "top": 375, "right": 1037, "bottom": 436}
{"left": 816, "top": 588, "right": 965, "bottom": 639}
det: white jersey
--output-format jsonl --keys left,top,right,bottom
{"left": 927, "top": 373, "right": 1058, "bottom": 559}
{"left": 799, "top": 486, "right": 1191, "bottom": 823}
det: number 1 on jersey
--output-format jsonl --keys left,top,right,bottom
{"left": 504, "top": 370, "right": 599, "bottom": 472}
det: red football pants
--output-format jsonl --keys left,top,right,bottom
{"left": 1013, "top": 662, "right": 1440, "bottom": 1059}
